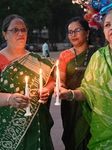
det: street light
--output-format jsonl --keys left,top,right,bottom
{"left": 72, "top": 0, "right": 91, "bottom": 4}
{"left": 72, "top": 0, "right": 81, "bottom": 4}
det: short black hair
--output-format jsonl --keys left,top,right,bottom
{"left": 43, "top": 38, "right": 49, "bottom": 43}
{"left": 97, "top": 35, "right": 101, "bottom": 38}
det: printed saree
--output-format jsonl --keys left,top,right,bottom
{"left": 0, "top": 52, "right": 55, "bottom": 150}
{"left": 60, "top": 47, "right": 97, "bottom": 150}
{"left": 79, "top": 45, "right": 112, "bottom": 149}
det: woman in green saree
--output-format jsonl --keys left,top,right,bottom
{"left": 0, "top": 14, "right": 55, "bottom": 150}
{"left": 58, "top": 17, "right": 97, "bottom": 150}
{"left": 56, "top": 10, "right": 112, "bottom": 150}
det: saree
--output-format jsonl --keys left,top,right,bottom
{"left": 78, "top": 45, "right": 112, "bottom": 149}
{"left": 59, "top": 47, "right": 97, "bottom": 150}
{"left": 0, "top": 52, "right": 55, "bottom": 150}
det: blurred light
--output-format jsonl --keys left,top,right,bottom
{"left": 72, "top": 0, "right": 91, "bottom": 4}
{"left": 72, "top": 0, "right": 75, "bottom": 4}
{"left": 72, "top": 0, "right": 82, "bottom": 4}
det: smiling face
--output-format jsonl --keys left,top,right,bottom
{"left": 3, "top": 18, "right": 27, "bottom": 48}
{"left": 68, "top": 21, "right": 89, "bottom": 47}
{"left": 103, "top": 13, "right": 112, "bottom": 45}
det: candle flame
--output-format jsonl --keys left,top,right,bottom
{"left": 56, "top": 60, "right": 59, "bottom": 66}
{"left": 39, "top": 68, "right": 42, "bottom": 75}
{"left": 25, "top": 76, "right": 29, "bottom": 84}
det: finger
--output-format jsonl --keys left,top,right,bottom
{"left": 41, "top": 100, "right": 48, "bottom": 104}
{"left": 40, "top": 93, "right": 49, "bottom": 99}
{"left": 16, "top": 96, "right": 29, "bottom": 103}
{"left": 53, "top": 91, "right": 56, "bottom": 98}
{"left": 14, "top": 96, "right": 29, "bottom": 107}
{"left": 15, "top": 100, "right": 29, "bottom": 108}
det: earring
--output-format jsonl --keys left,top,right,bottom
{"left": 5, "top": 36, "right": 7, "bottom": 41}
{"left": 87, "top": 37, "right": 89, "bottom": 41}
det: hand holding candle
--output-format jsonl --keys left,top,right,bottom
{"left": 24, "top": 76, "right": 32, "bottom": 116}
{"left": 38, "top": 68, "right": 43, "bottom": 103}
{"left": 55, "top": 60, "right": 61, "bottom": 106}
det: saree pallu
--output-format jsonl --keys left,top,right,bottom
{"left": 0, "top": 52, "right": 55, "bottom": 150}
{"left": 60, "top": 47, "right": 97, "bottom": 150}
{"left": 79, "top": 45, "right": 112, "bottom": 150}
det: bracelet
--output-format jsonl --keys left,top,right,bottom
{"left": 67, "top": 89, "right": 75, "bottom": 101}
{"left": 6, "top": 94, "right": 12, "bottom": 106}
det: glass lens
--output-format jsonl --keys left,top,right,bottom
{"left": 9, "top": 28, "right": 28, "bottom": 34}
{"left": 12, "top": 28, "right": 19, "bottom": 33}
{"left": 68, "top": 31, "right": 73, "bottom": 35}
{"left": 21, "top": 28, "right": 28, "bottom": 33}
{"left": 68, "top": 29, "right": 84, "bottom": 35}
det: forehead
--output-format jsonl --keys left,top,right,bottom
{"left": 104, "top": 13, "right": 112, "bottom": 23}
{"left": 9, "top": 18, "right": 26, "bottom": 28}
{"left": 68, "top": 21, "right": 82, "bottom": 30}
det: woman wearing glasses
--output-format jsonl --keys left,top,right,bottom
{"left": 56, "top": 10, "right": 112, "bottom": 150}
{"left": 0, "top": 14, "right": 55, "bottom": 150}
{"left": 58, "top": 17, "right": 98, "bottom": 150}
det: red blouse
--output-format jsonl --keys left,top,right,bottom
{"left": 0, "top": 54, "right": 10, "bottom": 72}
{"left": 58, "top": 49, "right": 74, "bottom": 73}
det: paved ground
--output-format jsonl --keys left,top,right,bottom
{"left": 39, "top": 51, "right": 65, "bottom": 150}
{"left": 50, "top": 97, "right": 64, "bottom": 150}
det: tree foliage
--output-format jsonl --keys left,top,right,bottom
{"left": 0, "top": 0, "right": 52, "bottom": 43}
{"left": 0, "top": 0, "right": 85, "bottom": 45}
{"left": 48, "top": 1, "right": 84, "bottom": 43}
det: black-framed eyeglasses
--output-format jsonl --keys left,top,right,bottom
{"left": 7, "top": 28, "right": 28, "bottom": 34}
{"left": 68, "top": 28, "right": 85, "bottom": 36}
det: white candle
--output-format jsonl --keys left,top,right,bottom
{"left": 25, "top": 76, "right": 29, "bottom": 96}
{"left": 55, "top": 60, "right": 61, "bottom": 106}
{"left": 24, "top": 76, "right": 32, "bottom": 116}
{"left": 38, "top": 69, "right": 43, "bottom": 103}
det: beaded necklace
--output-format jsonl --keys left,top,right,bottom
{"left": 74, "top": 48, "right": 89, "bottom": 70}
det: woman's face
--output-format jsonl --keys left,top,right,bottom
{"left": 68, "top": 21, "right": 89, "bottom": 47}
{"left": 103, "top": 13, "right": 112, "bottom": 44}
{"left": 3, "top": 18, "right": 27, "bottom": 48}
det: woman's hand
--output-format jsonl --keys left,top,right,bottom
{"left": 38, "top": 87, "right": 50, "bottom": 104}
{"left": 54, "top": 87, "right": 71, "bottom": 100}
{"left": 54, "top": 87, "right": 86, "bottom": 101}
{"left": 9, "top": 93, "right": 30, "bottom": 108}
{"left": 60, "top": 82, "right": 67, "bottom": 88}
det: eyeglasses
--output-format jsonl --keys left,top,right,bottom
{"left": 68, "top": 28, "right": 85, "bottom": 36}
{"left": 7, "top": 28, "right": 28, "bottom": 34}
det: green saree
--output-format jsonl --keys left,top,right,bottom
{"left": 61, "top": 47, "right": 97, "bottom": 150}
{"left": 79, "top": 45, "right": 112, "bottom": 149}
{"left": 0, "top": 52, "right": 55, "bottom": 150}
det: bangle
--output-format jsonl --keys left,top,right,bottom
{"left": 6, "top": 94, "right": 12, "bottom": 106}
{"left": 67, "top": 89, "right": 75, "bottom": 101}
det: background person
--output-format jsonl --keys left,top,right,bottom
{"left": 95, "top": 35, "right": 103, "bottom": 48}
{"left": 42, "top": 38, "right": 50, "bottom": 57}
{"left": 58, "top": 16, "right": 97, "bottom": 150}
{"left": 56, "top": 10, "right": 112, "bottom": 150}
{"left": 0, "top": 14, "right": 55, "bottom": 150}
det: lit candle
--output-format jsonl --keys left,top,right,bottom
{"left": 24, "top": 76, "right": 32, "bottom": 116}
{"left": 38, "top": 69, "right": 43, "bottom": 103}
{"left": 55, "top": 60, "right": 61, "bottom": 106}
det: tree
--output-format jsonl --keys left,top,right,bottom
{"left": 47, "top": 0, "right": 84, "bottom": 50}
{"left": 0, "top": 0, "right": 52, "bottom": 44}
{"left": 0, "top": 0, "right": 86, "bottom": 47}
